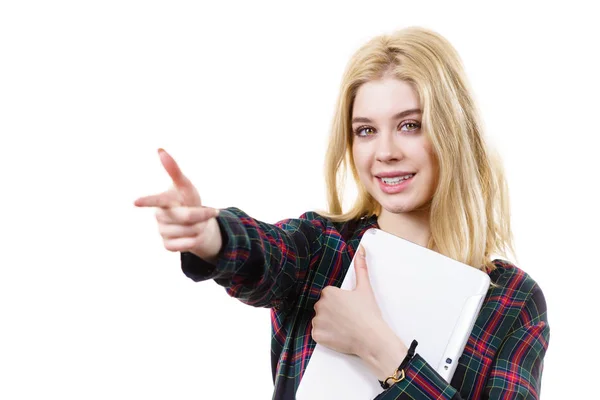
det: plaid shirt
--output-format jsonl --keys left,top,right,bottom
{"left": 181, "top": 207, "right": 550, "bottom": 399}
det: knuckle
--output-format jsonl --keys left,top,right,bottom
{"left": 193, "top": 223, "right": 206, "bottom": 239}
{"left": 188, "top": 235, "right": 200, "bottom": 249}
{"left": 181, "top": 208, "right": 194, "bottom": 223}
{"left": 197, "top": 208, "right": 208, "bottom": 221}
{"left": 311, "top": 323, "right": 324, "bottom": 343}
{"left": 164, "top": 240, "right": 178, "bottom": 252}
{"left": 313, "top": 301, "right": 320, "bottom": 312}
{"left": 155, "top": 208, "right": 172, "bottom": 224}
{"left": 159, "top": 224, "right": 177, "bottom": 239}
{"left": 311, "top": 321, "right": 318, "bottom": 334}
{"left": 193, "top": 227, "right": 204, "bottom": 242}
{"left": 165, "top": 238, "right": 194, "bottom": 252}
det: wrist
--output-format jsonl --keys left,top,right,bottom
{"left": 356, "top": 320, "right": 408, "bottom": 381}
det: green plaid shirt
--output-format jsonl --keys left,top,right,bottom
{"left": 182, "top": 207, "right": 550, "bottom": 399}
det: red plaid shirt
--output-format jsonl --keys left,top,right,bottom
{"left": 182, "top": 207, "right": 550, "bottom": 399}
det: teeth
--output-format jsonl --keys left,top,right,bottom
{"left": 381, "top": 174, "right": 414, "bottom": 184}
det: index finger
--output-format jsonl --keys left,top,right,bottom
{"left": 158, "top": 148, "right": 191, "bottom": 189}
{"left": 134, "top": 191, "right": 181, "bottom": 208}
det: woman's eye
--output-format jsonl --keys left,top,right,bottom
{"left": 355, "top": 126, "right": 376, "bottom": 136}
{"left": 400, "top": 121, "right": 421, "bottom": 132}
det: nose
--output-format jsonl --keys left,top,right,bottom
{"left": 375, "top": 131, "right": 403, "bottom": 163}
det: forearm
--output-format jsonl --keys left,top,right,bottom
{"left": 181, "top": 207, "right": 323, "bottom": 308}
{"left": 356, "top": 320, "right": 408, "bottom": 382}
{"left": 357, "top": 322, "right": 461, "bottom": 400}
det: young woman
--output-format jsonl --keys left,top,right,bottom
{"left": 135, "top": 26, "right": 549, "bottom": 399}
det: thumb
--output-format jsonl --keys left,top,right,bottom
{"left": 158, "top": 148, "right": 201, "bottom": 206}
{"left": 354, "top": 245, "right": 373, "bottom": 293}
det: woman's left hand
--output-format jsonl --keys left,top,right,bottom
{"left": 311, "top": 245, "right": 386, "bottom": 356}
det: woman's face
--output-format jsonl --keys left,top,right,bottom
{"left": 351, "top": 77, "right": 439, "bottom": 215}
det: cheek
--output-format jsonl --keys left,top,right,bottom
{"left": 419, "top": 140, "right": 437, "bottom": 171}
{"left": 351, "top": 146, "right": 369, "bottom": 174}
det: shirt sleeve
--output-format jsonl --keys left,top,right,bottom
{"left": 483, "top": 285, "right": 549, "bottom": 399}
{"left": 373, "top": 285, "right": 550, "bottom": 400}
{"left": 180, "top": 207, "right": 326, "bottom": 310}
{"left": 372, "top": 354, "right": 461, "bottom": 400}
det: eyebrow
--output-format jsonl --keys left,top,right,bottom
{"left": 351, "top": 108, "right": 422, "bottom": 124}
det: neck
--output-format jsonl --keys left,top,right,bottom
{"left": 377, "top": 207, "right": 431, "bottom": 248}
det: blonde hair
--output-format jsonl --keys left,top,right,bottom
{"left": 320, "top": 26, "right": 515, "bottom": 272}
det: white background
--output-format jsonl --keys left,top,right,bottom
{"left": 1, "top": 1, "right": 598, "bottom": 399}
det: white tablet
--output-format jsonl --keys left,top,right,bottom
{"left": 296, "top": 228, "right": 490, "bottom": 399}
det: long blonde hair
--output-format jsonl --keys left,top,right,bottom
{"left": 320, "top": 27, "right": 515, "bottom": 272}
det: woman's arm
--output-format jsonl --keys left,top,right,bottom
{"left": 181, "top": 207, "right": 327, "bottom": 310}
{"left": 368, "top": 285, "right": 549, "bottom": 400}
{"left": 482, "top": 285, "right": 549, "bottom": 399}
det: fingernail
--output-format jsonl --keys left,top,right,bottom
{"left": 158, "top": 148, "right": 165, "bottom": 154}
{"left": 358, "top": 245, "right": 366, "bottom": 258}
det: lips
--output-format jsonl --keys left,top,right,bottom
{"left": 375, "top": 171, "right": 416, "bottom": 178}
{"left": 379, "top": 174, "right": 415, "bottom": 184}
{"left": 376, "top": 173, "right": 415, "bottom": 194}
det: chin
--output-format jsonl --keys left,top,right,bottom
{"left": 378, "top": 196, "right": 431, "bottom": 215}
{"left": 374, "top": 196, "right": 409, "bottom": 213}
{"left": 381, "top": 203, "right": 414, "bottom": 214}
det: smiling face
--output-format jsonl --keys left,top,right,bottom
{"left": 351, "top": 77, "right": 439, "bottom": 216}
